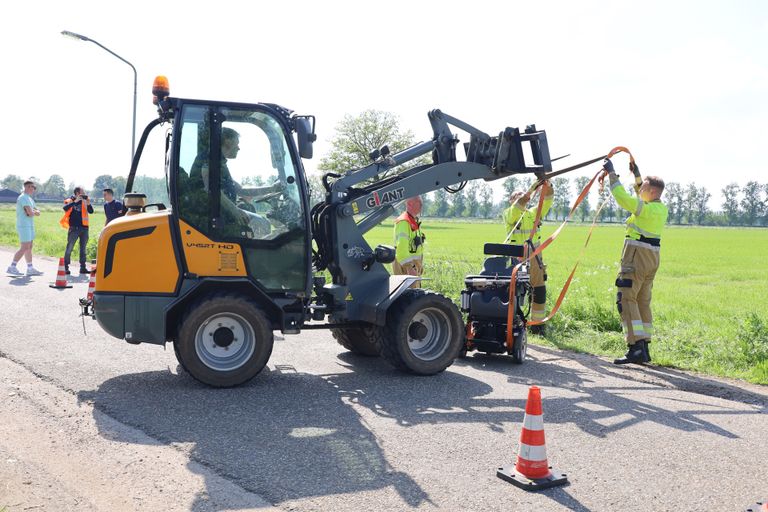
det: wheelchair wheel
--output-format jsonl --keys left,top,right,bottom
{"left": 510, "top": 326, "right": 527, "bottom": 364}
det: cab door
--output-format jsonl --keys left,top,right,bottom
{"left": 173, "top": 103, "right": 310, "bottom": 293}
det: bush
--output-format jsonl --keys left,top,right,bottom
{"left": 737, "top": 312, "right": 768, "bottom": 364}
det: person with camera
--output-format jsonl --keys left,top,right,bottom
{"left": 61, "top": 186, "right": 94, "bottom": 275}
{"left": 393, "top": 196, "right": 425, "bottom": 289}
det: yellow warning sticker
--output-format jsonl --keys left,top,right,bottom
{"left": 345, "top": 292, "right": 353, "bottom": 301}
{"left": 351, "top": 202, "right": 359, "bottom": 215}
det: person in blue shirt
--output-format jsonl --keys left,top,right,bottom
{"left": 7, "top": 180, "right": 43, "bottom": 276}
{"left": 102, "top": 188, "right": 125, "bottom": 225}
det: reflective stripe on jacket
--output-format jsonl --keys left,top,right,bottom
{"left": 502, "top": 195, "right": 553, "bottom": 244}
{"left": 610, "top": 180, "right": 668, "bottom": 240}
{"left": 394, "top": 212, "right": 424, "bottom": 264}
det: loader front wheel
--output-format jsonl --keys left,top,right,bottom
{"left": 175, "top": 294, "right": 273, "bottom": 387}
{"left": 331, "top": 324, "right": 384, "bottom": 356}
{"left": 381, "top": 289, "right": 463, "bottom": 375}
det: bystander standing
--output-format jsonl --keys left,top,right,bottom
{"left": 7, "top": 180, "right": 42, "bottom": 276}
{"left": 103, "top": 188, "right": 125, "bottom": 225}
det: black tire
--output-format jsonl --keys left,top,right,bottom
{"left": 380, "top": 289, "right": 463, "bottom": 375}
{"left": 175, "top": 293, "right": 273, "bottom": 387}
{"left": 510, "top": 325, "right": 527, "bottom": 364}
{"left": 331, "top": 324, "right": 384, "bottom": 357}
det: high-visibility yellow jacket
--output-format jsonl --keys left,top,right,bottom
{"left": 610, "top": 178, "right": 668, "bottom": 241}
{"left": 502, "top": 193, "right": 553, "bottom": 244}
{"left": 394, "top": 212, "right": 424, "bottom": 264}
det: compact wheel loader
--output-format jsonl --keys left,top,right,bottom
{"left": 83, "top": 76, "right": 553, "bottom": 387}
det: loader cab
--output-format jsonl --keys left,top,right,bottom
{"left": 170, "top": 100, "right": 312, "bottom": 293}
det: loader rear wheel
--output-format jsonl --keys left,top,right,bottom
{"left": 380, "top": 289, "right": 463, "bottom": 375}
{"left": 331, "top": 324, "right": 384, "bottom": 356}
{"left": 175, "top": 294, "right": 273, "bottom": 387}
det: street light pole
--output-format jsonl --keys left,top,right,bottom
{"left": 61, "top": 30, "right": 137, "bottom": 164}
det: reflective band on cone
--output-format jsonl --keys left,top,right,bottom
{"left": 497, "top": 386, "right": 568, "bottom": 491}
{"left": 86, "top": 268, "right": 96, "bottom": 301}
{"left": 515, "top": 386, "right": 551, "bottom": 479}
{"left": 49, "top": 257, "right": 73, "bottom": 289}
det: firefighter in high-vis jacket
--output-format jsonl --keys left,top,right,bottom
{"left": 393, "top": 196, "right": 425, "bottom": 288}
{"left": 502, "top": 180, "right": 554, "bottom": 334}
{"left": 604, "top": 159, "right": 668, "bottom": 365}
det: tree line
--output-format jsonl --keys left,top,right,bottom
{"left": 314, "top": 110, "right": 768, "bottom": 227}
{"left": 3, "top": 110, "right": 767, "bottom": 226}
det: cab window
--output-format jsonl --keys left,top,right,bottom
{"left": 176, "top": 104, "right": 308, "bottom": 291}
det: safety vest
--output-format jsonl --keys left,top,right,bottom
{"left": 60, "top": 197, "right": 90, "bottom": 229}
{"left": 394, "top": 212, "right": 424, "bottom": 264}
{"left": 502, "top": 195, "right": 553, "bottom": 244}
{"left": 610, "top": 180, "right": 668, "bottom": 240}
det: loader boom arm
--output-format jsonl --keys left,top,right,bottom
{"left": 310, "top": 110, "right": 553, "bottom": 326}
{"left": 329, "top": 109, "right": 552, "bottom": 217}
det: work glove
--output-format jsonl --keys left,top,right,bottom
{"left": 629, "top": 161, "right": 640, "bottom": 176}
{"left": 603, "top": 158, "right": 619, "bottom": 185}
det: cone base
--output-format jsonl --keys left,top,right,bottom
{"left": 49, "top": 283, "right": 73, "bottom": 289}
{"left": 496, "top": 465, "right": 568, "bottom": 490}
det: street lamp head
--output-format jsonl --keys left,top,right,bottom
{"left": 61, "top": 30, "right": 89, "bottom": 42}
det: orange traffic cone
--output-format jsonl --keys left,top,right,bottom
{"left": 49, "top": 257, "right": 73, "bottom": 289}
{"left": 497, "top": 386, "right": 568, "bottom": 490}
{"left": 86, "top": 267, "right": 96, "bottom": 301}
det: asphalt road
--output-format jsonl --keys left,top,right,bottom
{"left": 1, "top": 249, "right": 767, "bottom": 511}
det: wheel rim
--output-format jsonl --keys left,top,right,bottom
{"left": 194, "top": 312, "right": 256, "bottom": 371}
{"left": 517, "top": 329, "right": 528, "bottom": 360}
{"left": 406, "top": 307, "right": 453, "bottom": 361}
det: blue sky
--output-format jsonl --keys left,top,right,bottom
{"left": 1, "top": 0, "right": 765, "bottom": 206}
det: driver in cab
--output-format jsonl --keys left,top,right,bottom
{"left": 192, "top": 127, "right": 284, "bottom": 237}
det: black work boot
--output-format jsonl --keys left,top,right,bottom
{"left": 643, "top": 340, "right": 652, "bottom": 363}
{"left": 529, "top": 324, "right": 546, "bottom": 336}
{"left": 613, "top": 341, "right": 649, "bottom": 365}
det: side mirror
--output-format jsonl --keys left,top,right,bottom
{"left": 294, "top": 115, "right": 316, "bottom": 159}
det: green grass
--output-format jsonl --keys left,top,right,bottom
{"left": 365, "top": 221, "right": 768, "bottom": 385}
{"left": 0, "top": 204, "right": 100, "bottom": 262}
{"left": 3, "top": 205, "right": 767, "bottom": 384}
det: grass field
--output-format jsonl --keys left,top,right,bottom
{"left": 2, "top": 205, "right": 767, "bottom": 384}
{"left": 367, "top": 221, "right": 768, "bottom": 385}
{"left": 0, "top": 204, "right": 101, "bottom": 262}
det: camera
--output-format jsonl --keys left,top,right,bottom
{"left": 81, "top": 195, "right": 88, "bottom": 200}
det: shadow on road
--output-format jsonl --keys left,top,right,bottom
{"left": 457, "top": 346, "right": 761, "bottom": 439}
{"left": 77, "top": 344, "right": 762, "bottom": 510}
{"left": 6, "top": 276, "right": 31, "bottom": 286}
{"left": 78, "top": 364, "right": 439, "bottom": 510}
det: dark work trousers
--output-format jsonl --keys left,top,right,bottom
{"left": 64, "top": 226, "right": 89, "bottom": 268}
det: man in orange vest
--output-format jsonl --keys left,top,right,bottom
{"left": 61, "top": 186, "right": 94, "bottom": 275}
{"left": 393, "top": 196, "right": 425, "bottom": 288}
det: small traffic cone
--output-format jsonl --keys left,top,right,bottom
{"left": 497, "top": 386, "right": 568, "bottom": 490}
{"left": 86, "top": 267, "right": 96, "bottom": 301}
{"left": 49, "top": 257, "right": 73, "bottom": 289}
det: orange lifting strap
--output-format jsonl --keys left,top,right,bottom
{"left": 503, "top": 147, "right": 639, "bottom": 349}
